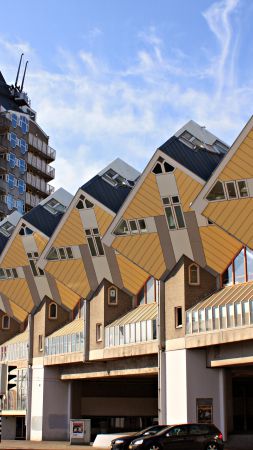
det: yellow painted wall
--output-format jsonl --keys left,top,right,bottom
{"left": 0, "top": 279, "right": 34, "bottom": 312}
{"left": 1, "top": 235, "right": 28, "bottom": 268}
{"left": 113, "top": 233, "right": 166, "bottom": 279}
{"left": 219, "top": 132, "right": 253, "bottom": 181}
{"left": 116, "top": 254, "right": 149, "bottom": 294}
{"left": 34, "top": 233, "right": 48, "bottom": 254}
{"left": 174, "top": 169, "right": 203, "bottom": 212}
{"left": 53, "top": 208, "right": 86, "bottom": 247}
{"left": 94, "top": 206, "right": 114, "bottom": 236}
{"left": 55, "top": 280, "right": 80, "bottom": 310}
{"left": 123, "top": 172, "right": 164, "bottom": 220}
{"left": 46, "top": 259, "right": 90, "bottom": 298}
{"left": 204, "top": 199, "right": 253, "bottom": 249}
{"left": 9, "top": 299, "right": 28, "bottom": 322}
{"left": 200, "top": 225, "right": 242, "bottom": 273}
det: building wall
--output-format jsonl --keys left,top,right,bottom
{"left": 42, "top": 367, "right": 70, "bottom": 441}
{"left": 1, "top": 416, "right": 16, "bottom": 439}
{"left": 165, "top": 348, "right": 226, "bottom": 438}
{"left": 0, "top": 311, "right": 21, "bottom": 345}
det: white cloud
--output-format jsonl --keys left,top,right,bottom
{"left": 203, "top": 0, "right": 240, "bottom": 98}
{"left": 0, "top": 3, "right": 252, "bottom": 195}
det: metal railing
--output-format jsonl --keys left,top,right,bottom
{"left": 25, "top": 192, "right": 43, "bottom": 207}
{"left": 26, "top": 172, "right": 54, "bottom": 195}
{"left": 0, "top": 341, "right": 28, "bottom": 362}
{"left": 45, "top": 331, "right": 84, "bottom": 356}
{"left": 105, "top": 319, "right": 157, "bottom": 347}
{"left": 28, "top": 133, "right": 56, "bottom": 161}
{"left": 27, "top": 153, "right": 55, "bottom": 179}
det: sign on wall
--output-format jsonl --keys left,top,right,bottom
{"left": 196, "top": 398, "right": 213, "bottom": 424}
{"left": 70, "top": 419, "right": 91, "bottom": 444}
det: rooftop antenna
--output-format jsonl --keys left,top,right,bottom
{"left": 20, "top": 61, "right": 28, "bottom": 92}
{"left": 15, "top": 53, "right": 24, "bottom": 89}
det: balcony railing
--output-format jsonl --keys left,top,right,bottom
{"left": 45, "top": 331, "right": 84, "bottom": 356}
{"left": 27, "top": 153, "right": 55, "bottom": 179}
{"left": 105, "top": 318, "right": 157, "bottom": 347}
{"left": 25, "top": 192, "right": 43, "bottom": 207}
{"left": 0, "top": 341, "right": 28, "bottom": 362}
{"left": 28, "top": 133, "right": 56, "bottom": 161}
{"left": 0, "top": 115, "right": 11, "bottom": 132}
{"left": 26, "top": 172, "right": 54, "bottom": 195}
{"left": 186, "top": 298, "right": 253, "bottom": 335}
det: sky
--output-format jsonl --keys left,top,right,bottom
{"left": 1, "top": 0, "right": 253, "bottom": 193}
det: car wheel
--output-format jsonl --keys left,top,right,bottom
{"left": 206, "top": 443, "right": 219, "bottom": 450}
{"left": 149, "top": 445, "right": 161, "bottom": 450}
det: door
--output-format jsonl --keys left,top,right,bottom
{"left": 16, "top": 417, "right": 26, "bottom": 440}
{"left": 161, "top": 425, "right": 190, "bottom": 450}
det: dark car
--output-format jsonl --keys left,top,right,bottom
{"left": 128, "top": 423, "right": 224, "bottom": 450}
{"left": 111, "top": 425, "right": 168, "bottom": 450}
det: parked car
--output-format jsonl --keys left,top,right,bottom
{"left": 111, "top": 425, "right": 168, "bottom": 450}
{"left": 128, "top": 423, "right": 224, "bottom": 450}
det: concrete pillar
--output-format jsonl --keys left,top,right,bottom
{"left": 30, "top": 362, "right": 70, "bottom": 441}
{"left": 165, "top": 348, "right": 226, "bottom": 436}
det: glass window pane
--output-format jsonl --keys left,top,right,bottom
{"left": 165, "top": 207, "right": 176, "bottom": 229}
{"left": 119, "top": 326, "right": 124, "bottom": 345}
{"left": 141, "top": 321, "right": 146, "bottom": 341}
{"left": 130, "top": 323, "right": 135, "bottom": 343}
{"left": 206, "top": 307, "right": 212, "bottom": 331}
{"left": 146, "top": 278, "right": 155, "bottom": 304}
{"left": 174, "top": 205, "right": 185, "bottom": 228}
{"left": 237, "top": 180, "right": 249, "bottom": 198}
{"left": 235, "top": 303, "right": 242, "bottom": 327}
{"left": 192, "top": 311, "right": 199, "bottom": 333}
{"left": 59, "top": 248, "right": 66, "bottom": 259}
{"left": 129, "top": 220, "right": 138, "bottom": 233}
{"left": 114, "top": 326, "right": 119, "bottom": 346}
{"left": 247, "top": 248, "right": 253, "bottom": 281}
{"left": 136, "top": 322, "right": 141, "bottom": 342}
{"left": 222, "top": 264, "right": 233, "bottom": 286}
{"left": 152, "top": 320, "right": 157, "bottom": 339}
{"left": 95, "top": 236, "right": 104, "bottom": 256}
{"left": 242, "top": 302, "right": 249, "bottom": 326}
{"left": 206, "top": 181, "right": 225, "bottom": 201}
{"left": 125, "top": 324, "right": 130, "bottom": 344}
{"left": 213, "top": 307, "right": 219, "bottom": 330}
{"left": 226, "top": 182, "right": 237, "bottom": 199}
{"left": 250, "top": 300, "right": 253, "bottom": 324}
{"left": 234, "top": 249, "right": 245, "bottom": 284}
{"left": 87, "top": 237, "right": 97, "bottom": 256}
{"left": 220, "top": 306, "right": 227, "bottom": 329}
{"left": 147, "top": 321, "right": 152, "bottom": 340}
{"left": 114, "top": 219, "right": 129, "bottom": 235}
{"left": 186, "top": 312, "right": 192, "bottom": 334}
{"left": 109, "top": 328, "right": 114, "bottom": 346}
{"left": 137, "top": 287, "right": 145, "bottom": 305}
{"left": 199, "top": 309, "right": 205, "bottom": 332}
{"left": 227, "top": 304, "right": 234, "bottom": 328}
{"left": 138, "top": 219, "right": 147, "bottom": 232}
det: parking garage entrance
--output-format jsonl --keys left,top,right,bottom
{"left": 71, "top": 375, "right": 158, "bottom": 441}
{"left": 232, "top": 375, "right": 253, "bottom": 433}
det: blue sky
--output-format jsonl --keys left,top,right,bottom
{"left": 1, "top": 0, "right": 252, "bottom": 193}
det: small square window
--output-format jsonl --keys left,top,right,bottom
{"left": 172, "top": 196, "right": 179, "bottom": 204}
{"left": 85, "top": 229, "right": 91, "bottom": 236}
{"left": 108, "top": 286, "right": 118, "bottom": 305}
{"left": 175, "top": 307, "right": 183, "bottom": 328}
{"left": 138, "top": 219, "right": 147, "bottom": 232}
{"left": 96, "top": 323, "right": 102, "bottom": 342}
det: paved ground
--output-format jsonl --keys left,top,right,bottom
{"left": 0, "top": 441, "right": 248, "bottom": 450}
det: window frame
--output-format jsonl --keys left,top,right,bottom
{"left": 162, "top": 196, "right": 186, "bottom": 230}
{"left": 188, "top": 263, "right": 200, "bottom": 286}
{"left": 48, "top": 302, "right": 58, "bottom": 320}
{"left": 96, "top": 323, "right": 103, "bottom": 342}
{"left": 2, "top": 314, "right": 10, "bottom": 330}
{"left": 175, "top": 307, "right": 183, "bottom": 329}
{"left": 108, "top": 286, "right": 118, "bottom": 306}
{"left": 85, "top": 228, "right": 104, "bottom": 257}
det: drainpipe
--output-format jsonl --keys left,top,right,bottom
{"left": 158, "top": 280, "right": 166, "bottom": 424}
{"left": 83, "top": 299, "right": 90, "bottom": 362}
{"left": 26, "top": 314, "right": 33, "bottom": 440}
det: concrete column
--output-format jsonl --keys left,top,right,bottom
{"left": 165, "top": 348, "right": 226, "bottom": 435}
{"left": 30, "top": 361, "right": 44, "bottom": 441}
